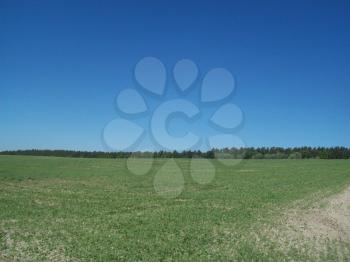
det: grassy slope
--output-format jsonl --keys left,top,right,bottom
{"left": 0, "top": 155, "right": 349, "bottom": 261}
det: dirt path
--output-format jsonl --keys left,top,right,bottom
{"left": 252, "top": 186, "right": 350, "bottom": 261}
{"left": 287, "top": 186, "right": 350, "bottom": 241}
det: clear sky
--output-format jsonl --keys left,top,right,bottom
{"left": 1, "top": 0, "right": 349, "bottom": 151}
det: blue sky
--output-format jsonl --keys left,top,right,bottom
{"left": 1, "top": 0, "right": 349, "bottom": 151}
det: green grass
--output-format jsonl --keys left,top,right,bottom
{"left": 0, "top": 155, "right": 350, "bottom": 261}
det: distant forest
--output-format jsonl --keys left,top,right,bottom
{"left": 1, "top": 147, "right": 350, "bottom": 159}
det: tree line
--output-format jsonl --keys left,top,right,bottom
{"left": 1, "top": 147, "right": 350, "bottom": 159}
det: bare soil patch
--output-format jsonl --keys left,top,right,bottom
{"left": 254, "top": 186, "right": 350, "bottom": 261}
{"left": 287, "top": 186, "right": 350, "bottom": 241}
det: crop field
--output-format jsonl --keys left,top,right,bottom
{"left": 0, "top": 155, "right": 350, "bottom": 261}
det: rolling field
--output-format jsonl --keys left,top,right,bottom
{"left": 0, "top": 155, "right": 350, "bottom": 261}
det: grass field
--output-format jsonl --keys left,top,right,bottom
{"left": 0, "top": 155, "right": 350, "bottom": 261}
